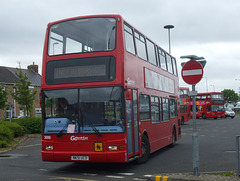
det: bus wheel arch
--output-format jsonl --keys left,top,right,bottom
{"left": 137, "top": 132, "right": 150, "bottom": 163}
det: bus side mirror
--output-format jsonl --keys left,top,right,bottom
{"left": 126, "top": 89, "right": 132, "bottom": 100}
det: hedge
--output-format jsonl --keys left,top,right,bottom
{"left": 0, "top": 117, "right": 42, "bottom": 148}
{"left": 13, "top": 117, "right": 42, "bottom": 134}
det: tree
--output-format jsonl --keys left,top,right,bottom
{"left": 0, "top": 86, "right": 7, "bottom": 110}
{"left": 12, "top": 66, "right": 36, "bottom": 117}
{"left": 221, "top": 89, "right": 238, "bottom": 103}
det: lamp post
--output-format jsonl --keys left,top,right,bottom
{"left": 210, "top": 84, "right": 215, "bottom": 92}
{"left": 235, "top": 79, "right": 240, "bottom": 97}
{"left": 204, "top": 77, "right": 208, "bottom": 92}
{"left": 164, "top": 25, "right": 174, "bottom": 54}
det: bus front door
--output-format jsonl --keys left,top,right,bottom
{"left": 126, "top": 89, "right": 139, "bottom": 160}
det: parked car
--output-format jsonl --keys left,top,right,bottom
{"left": 225, "top": 107, "right": 235, "bottom": 119}
{"left": 224, "top": 103, "right": 234, "bottom": 109}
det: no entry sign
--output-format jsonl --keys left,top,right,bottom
{"left": 181, "top": 60, "right": 203, "bottom": 85}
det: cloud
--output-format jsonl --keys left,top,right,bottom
{"left": 0, "top": 0, "right": 240, "bottom": 94}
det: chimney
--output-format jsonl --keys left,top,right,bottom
{"left": 28, "top": 62, "right": 38, "bottom": 73}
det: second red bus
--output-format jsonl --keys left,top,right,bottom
{"left": 191, "top": 92, "right": 225, "bottom": 119}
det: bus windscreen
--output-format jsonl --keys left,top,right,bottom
{"left": 48, "top": 17, "right": 116, "bottom": 56}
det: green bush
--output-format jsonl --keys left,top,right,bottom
{"left": 0, "top": 117, "right": 42, "bottom": 148}
{"left": 13, "top": 117, "right": 42, "bottom": 134}
{"left": 0, "top": 124, "right": 14, "bottom": 148}
{"left": 0, "top": 121, "right": 24, "bottom": 137}
{"left": 0, "top": 140, "right": 8, "bottom": 148}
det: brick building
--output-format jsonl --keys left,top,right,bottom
{"left": 0, "top": 63, "right": 41, "bottom": 120}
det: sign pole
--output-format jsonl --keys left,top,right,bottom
{"left": 192, "top": 84, "right": 199, "bottom": 176}
{"left": 181, "top": 55, "right": 206, "bottom": 176}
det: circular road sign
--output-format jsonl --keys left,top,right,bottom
{"left": 181, "top": 60, "right": 203, "bottom": 85}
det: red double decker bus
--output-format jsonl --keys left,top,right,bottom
{"left": 41, "top": 14, "right": 181, "bottom": 163}
{"left": 180, "top": 87, "right": 191, "bottom": 124}
{"left": 191, "top": 92, "right": 225, "bottom": 119}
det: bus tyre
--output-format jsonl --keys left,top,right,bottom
{"left": 181, "top": 117, "right": 184, "bottom": 125}
{"left": 170, "top": 128, "right": 176, "bottom": 147}
{"left": 137, "top": 135, "right": 150, "bottom": 163}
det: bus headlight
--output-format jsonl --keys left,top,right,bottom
{"left": 108, "top": 145, "right": 126, "bottom": 151}
{"left": 44, "top": 146, "right": 53, "bottom": 151}
{"left": 108, "top": 146, "right": 118, "bottom": 151}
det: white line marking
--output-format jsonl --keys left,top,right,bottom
{"left": 83, "top": 173, "right": 98, "bottom": 176}
{"left": 106, "top": 175, "right": 124, "bottom": 179}
{"left": 22, "top": 144, "right": 41, "bottom": 148}
{"left": 118, "top": 173, "right": 135, "bottom": 176}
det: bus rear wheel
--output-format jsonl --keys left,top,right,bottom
{"left": 137, "top": 135, "right": 150, "bottom": 163}
{"left": 170, "top": 128, "right": 176, "bottom": 147}
{"left": 181, "top": 117, "right": 184, "bottom": 125}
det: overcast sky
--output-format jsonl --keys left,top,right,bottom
{"left": 1, "top": 0, "right": 240, "bottom": 94}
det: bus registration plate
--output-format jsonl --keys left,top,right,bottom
{"left": 71, "top": 155, "right": 89, "bottom": 161}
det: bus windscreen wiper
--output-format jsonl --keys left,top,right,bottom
{"left": 57, "top": 119, "right": 71, "bottom": 137}
{"left": 85, "top": 118, "right": 102, "bottom": 137}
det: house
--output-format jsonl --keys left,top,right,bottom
{"left": 0, "top": 63, "right": 41, "bottom": 120}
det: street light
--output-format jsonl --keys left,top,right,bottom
{"left": 235, "top": 79, "right": 240, "bottom": 96}
{"left": 164, "top": 25, "right": 174, "bottom": 54}
{"left": 210, "top": 84, "right": 215, "bottom": 92}
{"left": 204, "top": 77, "right": 208, "bottom": 92}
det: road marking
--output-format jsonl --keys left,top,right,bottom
{"left": 224, "top": 150, "right": 237, "bottom": 153}
{"left": 22, "top": 144, "right": 41, "bottom": 148}
{"left": 133, "top": 178, "right": 149, "bottom": 181}
{"left": 49, "top": 176, "right": 98, "bottom": 181}
{"left": 38, "top": 168, "right": 48, "bottom": 171}
{"left": 83, "top": 173, "right": 98, "bottom": 176}
{"left": 106, "top": 175, "right": 124, "bottom": 179}
{"left": 118, "top": 173, "right": 135, "bottom": 176}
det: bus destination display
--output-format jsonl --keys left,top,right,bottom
{"left": 54, "top": 64, "right": 106, "bottom": 79}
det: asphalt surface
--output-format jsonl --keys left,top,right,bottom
{"left": 1, "top": 117, "right": 240, "bottom": 181}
